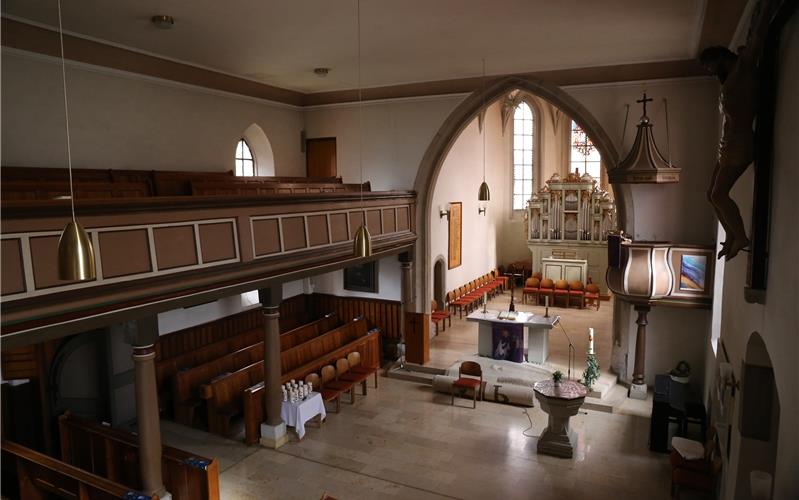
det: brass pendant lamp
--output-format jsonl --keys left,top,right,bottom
{"left": 477, "top": 59, "right": 490, "bottom": 210}
{"left": 353, "top": 0, "right": 372, "bottom": 258}
{"left": 55, "top": 0, "right": 96, "bottom": 281}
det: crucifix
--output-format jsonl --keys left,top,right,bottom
{"left": 637, "top": 93, "right": 653, "bottom": 117}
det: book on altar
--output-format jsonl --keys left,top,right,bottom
{"left": 497, "top": 311, "right": 518, "bottom": 320}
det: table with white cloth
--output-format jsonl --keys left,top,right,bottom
{"left": 280, "top": 392, "right": 326, "bottom": 439}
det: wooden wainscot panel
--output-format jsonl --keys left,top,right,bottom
{"left": 1, "top": 238, "right": 26, "bottom": 295}
{"left": 366, "top": 209, "right": 382, "bottom": 235}
{"left": 29, "top": 235, "right": 83, "bottom": 289}
{"left": 98, "top": 229, "right": 152, "bottom": 278}
{"left": 348, "top": 211, "right": 365, "bottom": 239}
{"left": 198, "top": 222, "right": 237, "bottom": 263}
{"left": 252, "top": 218, "right": 281, "bottom": 256}
{"left": 306, "top": 215, "right": 329, "bottom": 247}
{"left": 153, "top": 225, "right": 198, "bottom": 270}
{"left": 396, "top": 206, "right": 410, "bottom": 232}
{"left": 382, "top": 208, "right": 397, "bottom": 234}
{"left": 329, "top": 213, "right": 349, "bottom": 243}
{"left": 281, "top": 216, "right": 307, "bottom": 251}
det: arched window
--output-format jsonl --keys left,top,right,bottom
{"left": 570, "top": 121, "right": 601, "bottom": 179}
{"left": 235, "top": 139, "right": 256, "bottom": 176}
{"left": 512, "top": 102, "right": 535, "bottom": 210}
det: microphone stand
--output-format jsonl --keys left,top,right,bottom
{"left": 558, "top": 321, "right": 575, "bottom": 382}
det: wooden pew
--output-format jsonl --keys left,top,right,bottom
{"left": 200, "top": 318, "right": 368, "bottom": 439}
{"left": 280, "top": 312, "right": 340, "bottom": 351}
{"left": 242, "top": 329, "right": 381, "bottom": 445}
{"left": 2, "top": 439, "right": 156, "bottom": 500}
{"left": 1, "top": 180, "right": 152, "bottom": 200}
{"left": 199, "top": 361, "right": 264, "bottom": 436}
{"left": 280, "top": 318, "right": 369, "bottom": 374}
{"left": 172, "top": 341, "right": 263, "bottom": 426}
{"left": 190, "top": 180, "right": 370, "bottom": 196}
{"left": 58, "top": 413, "right": 219, "bottom": 500}
{"left": 156, "top": 328, "right": 262, "bottom": 411}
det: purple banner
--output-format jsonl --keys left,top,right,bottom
{"left": 492, "top": 323, "right": 524, "bottom": 363}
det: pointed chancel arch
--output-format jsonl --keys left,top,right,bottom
{"left": 241, "top": 123, "right": 275, "bottom": 176}
{"left": 412, "top": 76, "right": 627, "bottom": 311}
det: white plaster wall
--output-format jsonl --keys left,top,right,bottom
{"left": 303, "top": 95, "right": 463, "bottom": 190}
{"left": 311, "top": 254, "right": 402, "bottom": 301}
{"left": 1, "top": 51, "right": 305, "bottom": 175}
{"left": 428, "top": 102, "right": 507, "bottom": 300}
{"left": 710, "top": 13, "right": 799, "bottom": 499}
{"left": 157, "top": 280, "right": 305, "bottom": 335}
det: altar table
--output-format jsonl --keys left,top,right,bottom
{"left": 533, "top": 380, "right": 587, "bottom": 458}
{"left": 466, "top": 310, "right": 560, "bottom": 363}
{"left": 281, "top": 392, "right": 326, "bottom": 439}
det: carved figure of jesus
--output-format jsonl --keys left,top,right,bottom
{"left": 700, "top": 0, "right": 782, "bottom": 260}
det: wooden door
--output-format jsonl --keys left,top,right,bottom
{"left": 306, "top": 138, "right": 337, "bottom": 177}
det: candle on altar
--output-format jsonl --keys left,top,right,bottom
{"left": 545, "top": 296, "right": 549, "bottom": 307}
{"left": 588, "top": 328, "right": 595, "bottom": 354}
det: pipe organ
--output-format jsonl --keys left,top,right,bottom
{"left": 526, "top": 171, "right": 616, "bottom": 293}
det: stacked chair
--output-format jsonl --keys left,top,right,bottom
{"left": 445, "top": 272, "right": 505, "bottom": 319}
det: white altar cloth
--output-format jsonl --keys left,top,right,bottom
{"left": 466, "top": 310, "right": 560, "bottom": 363}
{"left": 281, "top": 392, "right": 326, "bottom": 439}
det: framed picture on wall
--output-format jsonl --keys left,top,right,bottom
{"left": 448, "top": 202, "right": 462, "bottom": 269}
{"left": 343, "top": 261, "right": 378, "bottom": 293}
{"left": 668, "top": 246, "right": 715, "bottom": 299}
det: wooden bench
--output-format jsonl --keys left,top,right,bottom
{"left": 156, "top": 328, "right": 262, "bottom": 413}
{"left": 58, "top": 413, "right": 219, "bottom": 500}
{"left": 280, "top": 318, "right": 369, "bottom": 374}
{"left": 190, "top": 180, "right": 370, "bottom": 196}
{"left": 199, "top": 361, "right": 264, "bottom": 436}
{"left": 172, "top": 341, "right": 263, "bottom": 426}
{"left": 242, "top": 329, "right": 381, "bottom": 445}
{"left": 2, "top": 439, "right": 157, "bottom": 500}
{"left": 280, "top": 312, "right": 339, "bottom": 351}
{"left": 1, "top": 180, "right": 152, "bottom": 200}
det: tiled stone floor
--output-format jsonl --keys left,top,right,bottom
{"left": 162, "top": 373, "right": 676, "bottom": 500}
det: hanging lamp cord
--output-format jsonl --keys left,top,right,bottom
{"left": 57, "top": 0, "right": 76, "bottom": 223}
{"left": 357, "top": 0, "right": 364, "bottom": 209}
{"left": 482, "top": 58, "right": 486, "bottom": 183}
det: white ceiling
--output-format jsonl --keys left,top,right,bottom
{"left": 2, "top": 0, "right": 704, "bottom": 93}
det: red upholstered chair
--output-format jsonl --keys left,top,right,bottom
{"left": 493, "top": 268, "right": 509, "bottom": 291}
{"left": 346, "top": 351, "right": 378, "bottom": 389}
{"left": 538, "top": 278, "right": 555, "bottom": 306}
{"left": 307, "top": 372, "right": 340, "bottom": 413}
{"left": 583, "top": 283, "right": 601, "bottom": 310}
{"left": 553, "top": 279, "right": 570, "bottom": 307}
{"left": 522, "top": 277, "right": 540, "bottom": 304}
{"left": 532, "top": 272, "right": 542, "bottom": 280}
{"left": 568, "top": 280, "right": 585, "bottom": 309}
{"left": 448, "top": 290, "right": 470, "bottom": 319}
{"left": 451, "top": 361, "right": 483, "bottom": 408}
{"left": 431, "top": 300, "right": 452, "bottom": 334}
{"left": 670, "top": 429, "right": 721, "bottom": 499}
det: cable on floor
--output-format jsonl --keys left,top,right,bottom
{"left": 522, "top": 408, "right": 538, "bottom": 438}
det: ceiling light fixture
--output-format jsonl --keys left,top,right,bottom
{"left": 151, "top": 15, "right": 175, "bottom": 29}
{"left": 352, "top": 0, "right": 372, "bottom": 258}
{"left": 313, "top": 67, "right": 330, "bottom": 78}
{"left": 477, "top": 59, "right": 490, "bottom": 214}
{"left": 55, "top": 0, "right": 96, "bottom": 281}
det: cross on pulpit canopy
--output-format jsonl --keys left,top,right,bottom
{"left": 637, "top": 92, "right": 653, "bottom": 116}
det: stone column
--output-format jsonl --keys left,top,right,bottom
{"left": 258, "top": 286, "right": 287, "bottom": 448}
{"left": 629, "top": 305, "right": 650, "bottom": 400}
{"left": 131, "top": 316, "right": 169, "bottom": 499}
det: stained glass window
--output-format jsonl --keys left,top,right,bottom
{"left": 512, "top": 102, "right": 535, "bottom": 210}
{"left": 570, "top": 121, "right": 601, "bottom": 179}
{"left": 235, "top": 139, "right": 255, "bottom": 176}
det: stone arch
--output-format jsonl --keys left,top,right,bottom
{"left": 242, "top": 123, "right": 275, "bottom": 176}
{"left": 412, "top": 75, "right": 628, "bottom": 310}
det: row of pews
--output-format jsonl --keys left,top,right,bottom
{"left": 155, "top": 311, "right": 381, "bottom": 444}
{"left": 0, "top": 165, "right": 370, "bottom": 200}
{"left": 1, "top": 412, "right": 219, "bottom": 500}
